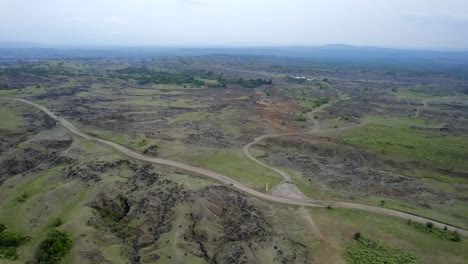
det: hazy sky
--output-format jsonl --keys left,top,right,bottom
{"left": 1, "top": 0, "right": 468, "bottom": 49}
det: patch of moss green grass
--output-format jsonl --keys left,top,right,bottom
{"left": 177, "top": 149, "right": 283, "bottom": 190}
{"left": 338, "top": 119, "right": 468, "bottom": 172}
{"left": 358, "top": 196, "right": 468, "bottom": 230}
{"left": 344, "top": 235, "right": 418, "bottom": 264}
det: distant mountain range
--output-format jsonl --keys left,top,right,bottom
{"left": 1, "top": 42, "right": 468, "bottom": 65}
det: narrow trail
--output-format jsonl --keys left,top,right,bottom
{"left": 242, "top": 98, "right": 337, "bottom": 184}
{"left": 2, "top": 97, "right": 468, "bottom": 237}
{"left": 414, "top": 100, "right": 428, "bottom": 118}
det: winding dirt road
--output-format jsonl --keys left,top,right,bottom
{"left": 414, "top": 100, "right": 428, "bottom": 118}
{"left": 2, "top": 97, "right": 467, "bottom": 236}
{"left": 242, "top": 100, "right": 331, "bottom": 183}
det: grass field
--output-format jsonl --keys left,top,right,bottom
{"left": 304, "top": 206, "right": 468, "bottom": 264}
{"left": 0, "top": 102, "right": 29, "bottom": 131}
{"left": 357, "top": 196, "right": 468, "bottom": 230}
{"left": 176, "top": 149, "right": 283, "bottom": 191}
{"left": 334, "top": 117, "right": 468, "bottom": 172}
{"left": 395, "top": 86, "right": 464, "bottom": 102}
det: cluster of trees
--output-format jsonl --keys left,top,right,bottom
{"left": 115, "top": 67, "right": 272, "bottom": 88}
{"left": 0, "top": 221, "right": 73, "bottom": 263}
{"left": 313, "top": 97, "right": 330, "bottom": 107}
{"left": 115, "top": 67, "right": 205, "bottom": 86}
{"left": 4, "top": 66, "right": 74, "bottom": 77}
{"left": 37, "top": 229, "right": 73, "bottom": 263}
{"left": 217, "top": 76, "right": 272, "bottom": 88}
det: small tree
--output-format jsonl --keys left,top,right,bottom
{"left": 426, "top": 221, "right": 434, "bottom": 229}
{"left": 50, "top": 217, "right": 63, "bottom": 228}
{"left": 353, "top": 232, "right": 361, "bottom": 240}
{"left": 37, "top": 229, "right": 72, "bottom": 263}
{"left": 451, "top": 231, "right": 461, "bottom": 242}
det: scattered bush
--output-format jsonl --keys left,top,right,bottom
{"left": 16, "top": 193, "right": 28, "bottom": 203}
{"left": 319, "top": 84, "right": 329, "bottom": 90}
{"left": 37, "top": 229, "right": 73, "bottom": 263}
{"left": 408, "top": 221, "right": 461, "bottom": 242}
{"left": 313, "top": 97, "right": 330, "bottom": 107}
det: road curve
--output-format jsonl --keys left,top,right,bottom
{"left": 241, "top": 100, "right": 329, "bottom": 183}
{"left": 2, "top": 97, "right": 467, "bottom": 237}
{"left": 414, "top": 100, "right": 427, "bottom": 119}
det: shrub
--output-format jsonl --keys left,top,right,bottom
{"left": 353, "top": 232, "right": 361, "bottom": 240}
{"left": 37, "top": 229, "right": 73, "bottom": 263}
{"left": 451, "top": 231, "right": 461, "bottom": 242}
{"left": 50, "top": 218, "right": 63, "bottom": 228}
{"left": 426, "top": 221, "right": 434, "bottom": 229}
{"left": 16, "top": 193, "right": 28, "bottom": 203}
{"left": 0, "top": 225, "right": 30, "bottom": 260}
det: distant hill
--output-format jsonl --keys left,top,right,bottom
{"left": 1, "top": 43, "right": 468, "bottom": 67}
{"left": 0, "top": 42, "right": 43, "bottom": 48}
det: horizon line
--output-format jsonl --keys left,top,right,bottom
{"left": 1, "top": 41, "right": 468, "bottom": 52}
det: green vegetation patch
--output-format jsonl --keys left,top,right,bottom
{"left": 313, "top": 97, "right": 330, "bottom": 107}
{"left": 99, "top": 197, "right": 130, "bottom": 224}
{"left": 114, "top": 67, "right": 272, "bottom": 88}
{"left": 85, "top": 128, "right": 157, "bottom": 151}
{"left": 0, "top": 102, "right": 27, "bottom": 131}
{"left": 0, "top": 224, "right": 30, "bottom": 260}
{"left": 115, "top": 67, "right": 205, "bottom": 86}
{"left": 338, "top": 123, "right": 468, "bottom": 171}
{"left": 177, "top": 149, "right": 282, "bottom": 190}
{"left": 172, "top": 111, "right": 209, "bottom": 122}
{"left": 37, "top": 229, "right": 73, "bottom": 264}
{"left": 344, "top": 235, "right": 418, "bottom": 264}
{"left": 3, "top": 66, "right": 74, "bottom": 77}
{"left": 407, "top": 220, "right": 461, "bottom": 242}
{"left": 218, "top": 76, "right": 272, "bottom": 88}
